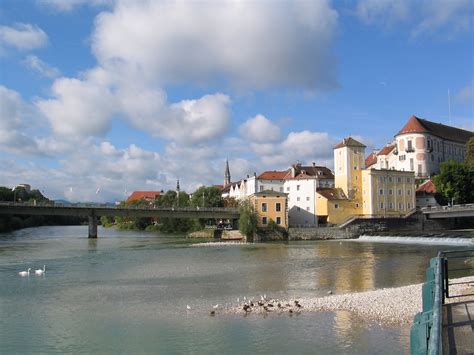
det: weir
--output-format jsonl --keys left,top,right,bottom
{"left": 357, "top": 235, "right": 474, "bottom": 246}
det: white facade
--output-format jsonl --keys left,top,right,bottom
{"left": 284, "top": 179, "right": 319, "bottom": 226}
{"left": 393, "top": 133, "right": 467, "bottom": 178}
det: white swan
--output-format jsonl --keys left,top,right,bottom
{"left": 18, "top": 268, "right": 31, "bottom": 277}
{"left": 35, "top": 265, "right": 46, "bottom": 275}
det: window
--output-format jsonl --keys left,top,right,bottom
{"left": 407, "top": 189, "right": 411, "bottom": 195}
{"left": 406, "top": 177, "right": 411, "bottom": 183}
{"left": 388, "top": 177, "right": 393, "bottom": 182}
{"left": 399, "top": 202, "right": 403, "bottom": 209}
{"left": 356, "top": 203, "right": 360, "bottom": 208}
{"left": 354, "top": 166, "right": 358, "bottom": 170}
{"left": 306, "top": 197, "right": 310, "bottom": 201}
{"left": 262, "top": 217, "right": 267, "bottom": 225}
{"left": 297, "top": 197, "right": 300, "bottom": 201}
{"left": 398, "top": 189, "right": 402, "bottom": 195}
{"left": 262, "top": 203, "right": 267, "bottom": 212}
{"left": 306, "top": 207, "right": 310, "bottom": 211}
{"left": 259, "top": 185, "right": 264, "bottom": 192}
{"left": 407, "top": 140, "right": 413, "bottom": 151}
{"left": 431, "top": 154, "right": 434, "bottom": 162}
{"left": 397, "top": 177, "right": 402, "bottom": 183}
{"left": 276, "top": 203, "right": 281, "bottom": 212}
{"left": 410, "top": 158, "right": 414, "bottom": 171}
{"left": 276, "top": 217, "right": 281, "bottom": 225}
{"left": 407, "top": 202, "right": 411, "bottom": 209}
{"left": 379, "top": 189, "right": 384, "bottom": 195}
{"left": 279, "top": 187, "right": 283, "bottom": 192}
{"left": 389, "top": 189, "right": 393, "bottom": 195}
{"left": 380, "top": 202, "right": 384, "bottom": 209}
{"left": 286, "top": 186, "right": 290, "bottom": 192}
{"left": 399, "top": 155, "right": 406, "bottom": 161}
{"left": 389, "top": 202, "right": 393, "bottom": 209}
{"left": 334, "top": 204, "right": 339, "bottom": 209}
{"left": 297, "top": 185, "right": 300, "bottom": 191}
{"left": 297, "top": 207, "right": 300, "bottom": 211}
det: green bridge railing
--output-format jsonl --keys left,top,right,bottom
{"left": 410, "top": 249, "right": 474, "bottom": 355}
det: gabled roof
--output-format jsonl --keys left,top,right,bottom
{"left": 295, "top": 165, "right": 334, "bottom": 179}
{"left": 416, "top": 179, "right": 437, "bottom": 194}
{"left": 257, "top": 170, "right": 291, "bottom": 180}
{"left": 377, "top": 144, "right": 396, "bottom": 156}
{"left": 365, "top": 152, "right": 377, "bottom": 168}
{"left": 127, "top": 191, "right": 160, "bottom": 202}
{"left": 316, "top": 188, "right": 348, "bottom": 200}
{"left": 334, "top": 137, "right": 366, "bottom": 149}
{"left": 396, "top": 115, "right": 474, "bottom": 143}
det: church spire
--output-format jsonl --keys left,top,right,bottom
{"left": 224, "top": 159, "right": 231, "bottom": 187}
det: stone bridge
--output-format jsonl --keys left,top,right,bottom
{"left": 0, "top": 202, "right": 240, "bottom": 238}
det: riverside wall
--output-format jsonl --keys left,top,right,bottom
{"left": 288, "top": 212, "right": 473, "bottom": 240}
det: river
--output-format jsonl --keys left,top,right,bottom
{"left": 0, "top": 226, "right": 466, "bottom": 353}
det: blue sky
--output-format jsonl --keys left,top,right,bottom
{"left": 0, "top": 0, "right": 472, "bottom": 202}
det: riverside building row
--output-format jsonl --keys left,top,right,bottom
{"left": 221, "top": 115, "right": 473, "bottom": 228}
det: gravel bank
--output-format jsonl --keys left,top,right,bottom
{"left": 226, "top": 276, "right": 474, "bottom": 325}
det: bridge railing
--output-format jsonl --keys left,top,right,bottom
{"left": 0, "top": 201, "right": 239, "bottom": 213}
{"left": 410, "top": 249, "right": 474, "bottom": 355}
{"left": 421, "top": 203, "right": 474, "bottom": 213}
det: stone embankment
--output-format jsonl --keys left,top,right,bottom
{"left": 226, "top": 276, "right": 474, "bottom": 325}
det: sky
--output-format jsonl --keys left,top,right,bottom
{"left": 0, "top": 0, "right": 473, "bottom": 203}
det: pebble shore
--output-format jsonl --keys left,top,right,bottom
{"left": 225, "top": 276, "right": 474, "bottom": 325}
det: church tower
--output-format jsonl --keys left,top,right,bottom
{"left": 224, "top": 159, "right": 231, "bottom": 187}
{"left": 333, "top": 137, "right": 365, "bottom": 200}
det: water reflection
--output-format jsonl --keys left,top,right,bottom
{"left": 0, "top": 226, "right": 459, "bottom": 353}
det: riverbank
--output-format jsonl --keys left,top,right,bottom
{"left": 226, "top": 276, "right": 474, "bottom": 325}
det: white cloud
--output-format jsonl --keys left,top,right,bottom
{"left": 0, "top": 23, "right": 48, "bottom": 52}
{"left": 355, "top": 0, "right": 473, "bottom": 38}
{"left": 239, "top": 114, "right": 281, "bottom": 143}
{"left": 356, "top": 0, "right": 410, "bottom": 28}
{"left": 38, "top": 0, "right": 113, "bottom": 12}
{"left": 412, "top": 0, "right": 473, "bottom": 38}
{"left": 23, "top": 55, "right": 61, "bottom": 78}
{"left": 456, "top": 82, "right": 473, "bottom": 104}
{"left": 36, "top": 76, "right": 116, "bottom": 136}
{"left": 92, "top": 0, "right": 339, "bottom": 91}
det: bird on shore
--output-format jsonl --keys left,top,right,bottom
{"left": 210, "top": 310, "right": 216, "bottom": 316}
{"left": 213, "top": 304, "right": 219, "bottom": 309}
{"left": 186, "top": 305, "right": 191, "bottom": 311}
{"left": 18, "top": 268, "right": 31, "bottom": 277}
{"left": 35, "top": 265, "right": 46, "bottom": 275}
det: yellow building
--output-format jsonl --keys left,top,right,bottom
{"left": 361, "top": 169, "right": 415, "bottom": 216}
{"left": 318, "top": 137, "right": 416, "bottom": 224}
{"left": 250, "top": 190, "right": 288, "bottom": 228}
{"left": 316, "top": 188, "right": 358, "bottom": 224}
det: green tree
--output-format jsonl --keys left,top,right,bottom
{"left": 0, "top": 187, "right": 14, "bottom": 201}
{"left": 238, "top": 200, "right": 258, "bottom": 241}
{"left": 190, "top": 186, "right": 223, "bottom": 208}
{"left": 433, "top": 160, "right": 474, "bottom": 204}
{"left": 466, "top": 137, "right": 474, "bottom": 165}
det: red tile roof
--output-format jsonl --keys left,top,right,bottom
{"left": 416, "top": 180, "right": 437, "bottom": 194}
{"left": 365, "top": 152, "right": 377, "bottom": 168}
{"left": 257, "top": 170, "right": 290, "bottom": 180}
{"left": 334, "top": 137, "right": 366, "bottom": 149}
{"left": 377, "top": 144, "right": 396, "bottom": 156}
{"left": 127, "top": 191, "right": 161, "bottom": 202}
{"left": 397, "top": 115, "right": 473, "bottom": 143}
{"left": 317, "top": 188, "right": 348, "bottom": 200}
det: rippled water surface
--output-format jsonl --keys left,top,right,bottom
{"left": 0, "top": 226, "right": 462, "bottom": 353}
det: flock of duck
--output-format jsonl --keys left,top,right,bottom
{"left": 239, "top": 295, "right": 303, "bottom": 315}
{"left": 18, "top": 265, "right": 46, "bottom": 277}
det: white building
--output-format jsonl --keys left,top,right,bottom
{"left": 376, "top": 116, "right": 473, "bottom": 178}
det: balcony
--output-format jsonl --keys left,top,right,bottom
{"left": 405, "top": 147, "right": 415, "bottom": 153}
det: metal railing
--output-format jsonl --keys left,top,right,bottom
{"left": 410, "top": 249, "right": 474, "bottom": 355}
{"left": 0, "top": 201, "right": 239, "bottom": 213}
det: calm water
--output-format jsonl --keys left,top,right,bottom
{"left": 0, "top": 226, "right": 462, "bottom": 353}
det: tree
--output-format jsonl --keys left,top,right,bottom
{"left": 433, "top": 160, "right": 474, "bottom": 205}
{"left": 190, "top": 186, "right": 223, "bottom": 208}
{"left": 238, "top": 200, "right": 258, "bottom": 241}
{"left": 466, "top": 137, "right": 474, "bottom": 165}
